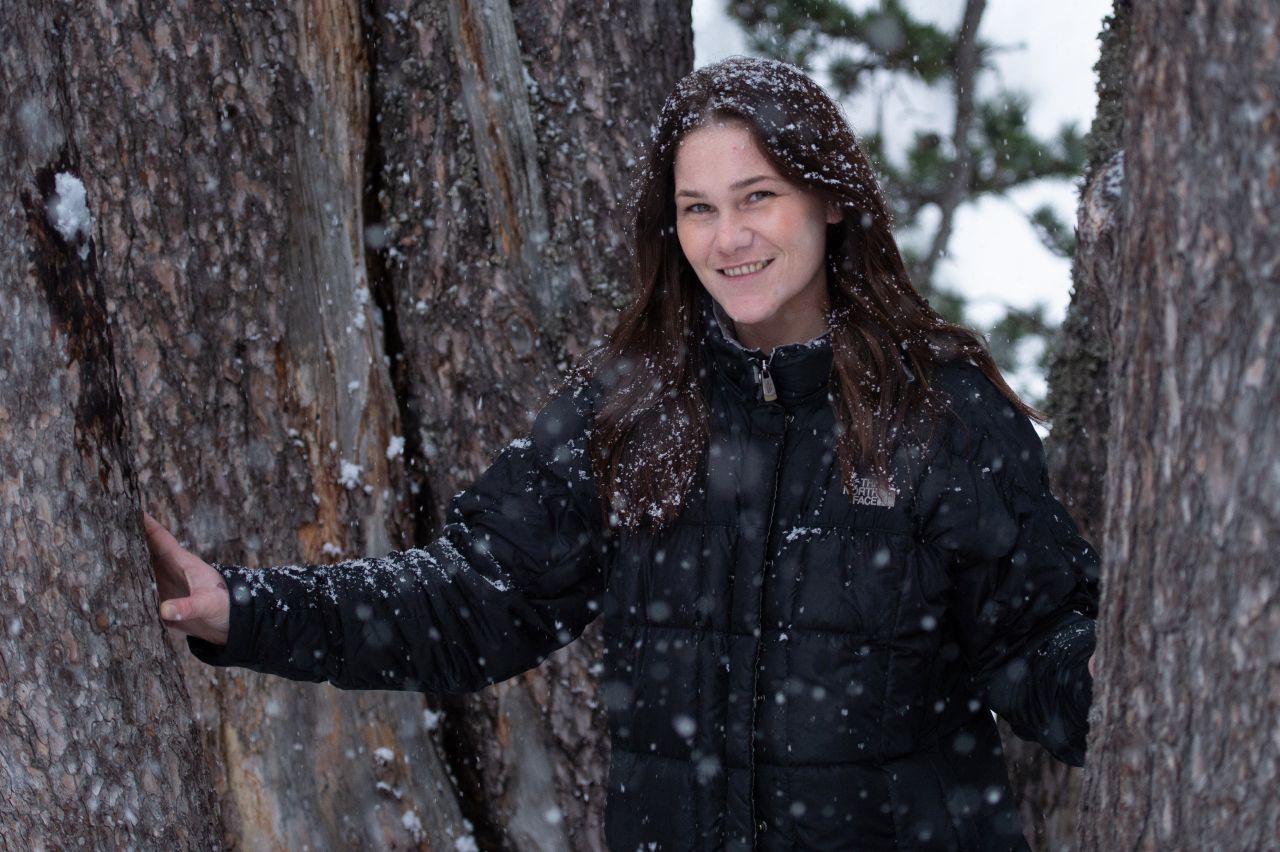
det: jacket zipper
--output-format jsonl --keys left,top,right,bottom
{"left": 747, "top": 401, "right": 790, "bottom": 848}
{"left": 757, "top": 352, "right": 778, "bottom": 402}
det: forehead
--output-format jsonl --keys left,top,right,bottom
{"left": 673, "top": 121, "right": 778, "bottom": 185}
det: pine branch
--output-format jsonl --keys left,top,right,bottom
{"left": 913, "top": 0, "right": 986, "bottom": 292}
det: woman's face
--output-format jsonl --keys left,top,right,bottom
{"left": 673, "top": 120, "right": 841, "bottom": 353}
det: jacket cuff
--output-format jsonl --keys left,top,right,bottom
{"left": 187, "top": 563, "right": 259, "bottom": 668}
{"left": 1053, "top": 617, "right": 1097, "bottom": 732}
{"left": 1039, "top": 616, "right": 1096, "bottom": 766}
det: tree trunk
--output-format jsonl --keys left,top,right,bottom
{"left": 0, "top": 28, "right": 221, "bottom": 846}
{"left": 1077, "top": 1, "right": 1280, "bottom": 849}
{"left": 367, "top": 1, "right": 692, "bottom": 847}
{"left": 2, "top": 0, "right": 692, "bottom": 848}
{"left": 1000, "top": 5, "right": 1131, "bottom": 850}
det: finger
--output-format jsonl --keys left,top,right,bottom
{"left": 143, "top": 510, "right": 165, "bottom": 537}
{"left": 142, "top": 511, "right": 189, "bottom": 566}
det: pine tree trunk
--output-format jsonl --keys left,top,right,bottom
{"left": 2, "top": 0, "right": 691, "bottom": 848}
{"left": 1077, "top": 1, "right": 1280, "bottom": 848}
{"left": 1000, "top": 5, "right": 1131, "bottom": 850}
{"left": 367, "top": 1, "right": 693, "bottom": 847}
{"left": 0, "top": 21, "right": 222, "bottom": 846}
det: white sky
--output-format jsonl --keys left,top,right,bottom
{"left": 692, "top": 0, "right": 1112, "bottom": 398}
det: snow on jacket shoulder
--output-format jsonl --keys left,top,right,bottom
{"left": 188, "top": 382, "right": 606, "bottom": 694}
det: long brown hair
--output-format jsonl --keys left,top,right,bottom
{"left": 589, "top": 56, "right": 1037, "bottom": 527}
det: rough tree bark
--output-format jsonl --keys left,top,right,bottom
{"left": 0, "top": 24, "right": 222, "bottom": 846}
{"left": 1077, "top": 1, "right": 1280, "bottom": 849}
{"left": 999, "top": 6, "right": 1131, "bottom": 850}
{"left": 2, "top": 0, "right": 691, "bottom": 849}
{"left": 368, "top": 1, "right": 692, "bottom": 847}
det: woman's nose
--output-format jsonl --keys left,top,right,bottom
{"left": 713, "top": 212, "right": 753, "bottom": 254}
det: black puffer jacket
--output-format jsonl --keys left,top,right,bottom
{"left": 191, "top": 316, "right": 1099, "bottom": 852}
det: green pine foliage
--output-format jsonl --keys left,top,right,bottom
{"left": 725, "top": 0, "right": 1090, "bottom": 397}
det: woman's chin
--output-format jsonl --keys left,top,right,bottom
{"left": 716, "top": 301, "right": 779, "bottom": 330}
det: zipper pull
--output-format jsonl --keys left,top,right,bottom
{"left": 759, "top": 359, "right": 778, "bottom": 402}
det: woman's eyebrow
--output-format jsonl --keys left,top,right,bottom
{"left": 675, "top": 175, "right": 777, "bottom": 198}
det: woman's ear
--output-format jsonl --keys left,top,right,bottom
{"left": 826, "top": 203, "right": 843, "bottom": 225}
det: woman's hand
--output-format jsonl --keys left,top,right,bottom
{"left": 144, "top": 511, "right": 230, "bottom": 646}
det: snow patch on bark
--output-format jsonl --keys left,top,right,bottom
{"left": 338, "top": 460, "right": 364, "bottom": 490}
{"left": 46, "top": 173, "right": 93, "bottom": 260}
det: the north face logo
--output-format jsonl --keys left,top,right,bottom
{"left": 849, "top": 476, "right": 896, "bottom": 508}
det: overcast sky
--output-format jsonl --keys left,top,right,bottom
{"left": 692, "top": 0, "right": 1112, "bottom": 397}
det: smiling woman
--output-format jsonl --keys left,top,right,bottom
{"left": 673, "top": 121, "right": 840, "bottom": 351}
{"left": 152, "top": 55, "right": 1100, "bottom": 852}
{"left": 592, "top": 56, "right": 1043, "bottom": 530}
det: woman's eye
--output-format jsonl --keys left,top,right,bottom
{"left": 747, "top": 190, "right": 775, "bottom": 202}
{"left": 685, "top": 203, "right": 711, "bottom": 214}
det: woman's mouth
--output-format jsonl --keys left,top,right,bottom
{"left": 718, "top": 258, "right": 774, "bottom": 278}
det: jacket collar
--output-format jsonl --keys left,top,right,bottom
{"left": 700, "top": 293, "right": 834, "bottom": 404}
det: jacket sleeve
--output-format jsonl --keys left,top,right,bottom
{"left": 913, "top": 364, "right": 1100, "bottom": 766}
{"left": 186, "top": 385, "right": 607, "bottom": 695}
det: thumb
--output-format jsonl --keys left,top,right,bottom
{"left": 160, "top": 585, "right": 229, "bottom": 624}
{"left": 159, "top": 596, "right": 191, "bottom": 622}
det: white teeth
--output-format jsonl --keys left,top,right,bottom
{"left": 721, "top": 260, "right": 770, "bottom": 277}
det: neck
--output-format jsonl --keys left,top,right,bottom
{"left": 711, "top": 300, "right": 830, "bottom": 354}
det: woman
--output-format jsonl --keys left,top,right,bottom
{"left": 150, "top": 56, "right": 1099, "bottom": 851}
